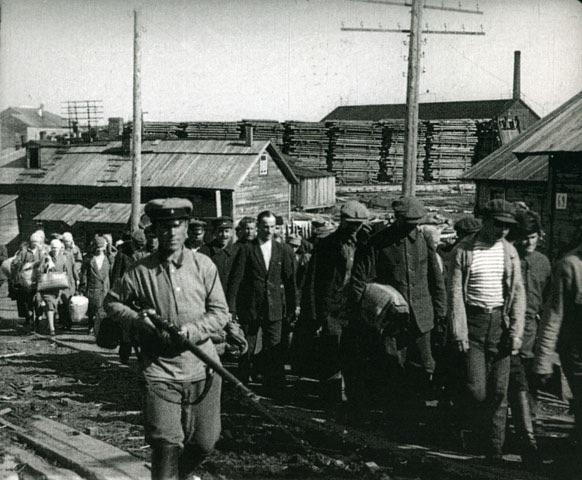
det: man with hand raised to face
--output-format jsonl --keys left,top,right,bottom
{"left": 450, "top": 199, "right": 526, "bottom": 463}
{"left": 104, "top": 198, "right": 229, "bottom": 480}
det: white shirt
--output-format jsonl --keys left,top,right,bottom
{"left": 259, "top": 239, "right": 272, "bottom": 270}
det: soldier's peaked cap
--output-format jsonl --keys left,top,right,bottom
{"left": 144, "top": 198, "right": 192, "bottom": 222}
{"left": 212, "top": 217, "right": 233, "bottom": 230}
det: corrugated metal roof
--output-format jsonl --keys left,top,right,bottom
{"left": 513, "top": 90, "right": 582, "bottom": 154}
{"left": 33, "top": 204, "right": 89, "bottom": 225}
{"left": 6, "top": 139, "right": 297, "bottom": 190}
{"left": 0, "top": 194, "right": 18, "bottom": 209}
{"left": 322, "top": 99, "right": 539, "bottom": 122}
{"left": 77, "top": 203, "right": 144, "bottom": 225}
{"left": 464, "top": 91, "right": 582, "bottom": 182}
{"left": 9, "top": 107, "right": 68, "bottom": 129}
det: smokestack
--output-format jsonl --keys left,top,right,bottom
{"left": 513, "top": 51, "right": 521, "bottom": 101}
{"left": 244, "top": 124, "right": 254, "bottom": 146}
{"left": 38, "top": 103, "right": 44, "bottom": 118}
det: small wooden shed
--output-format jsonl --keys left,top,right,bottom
{"left": 289, "top": 164, "right": 336, "bottom": 211}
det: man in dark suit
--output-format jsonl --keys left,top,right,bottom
{"left": 349, "top": 197, "right": 447, "bottom": 409}
{"left": 228, "top": 211, "right": 296, "bottom": 391}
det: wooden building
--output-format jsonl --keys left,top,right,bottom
{"left": 464, "top": 90, "right": 582, "bottom": 257}
{"left": 0, "top": 106, "right": 69, "bottom": 151}
{"left": 0, "top": 138, "right": 298, "bottom": 245}
{"left": 289, "top": 164, "right": 336, "bottom": 211}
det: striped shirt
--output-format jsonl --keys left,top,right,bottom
{"left": 466, "top": 240, "right": 504, "bottom": 308}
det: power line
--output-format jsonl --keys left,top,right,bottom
{"left": 347, "top": 0, "right": 483, "bottom": 15}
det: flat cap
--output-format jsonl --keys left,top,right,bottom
{"left": 340, "top": 200, "right": 369, "bottom": 222}
{"left": 212, "top": 216, "right": 233, "bottom": 230}
{"left": 515, "top": 209, "right": 542, "bottom": 234}
{"left": 132, "top": 229, "right": 147, "bottom": 246}
{"left": 392, "top": 197, "right": 426, "bottom": 223}
{"left": 287, "top": 234, "right": 302, "bottom": 247}
{"left": 482, "top": 199, "right": 517, "bottom": 224}
{"left": 145, "top": 198, "right": 192, "bottom": 222}
{"left": 275, "top": 215, "right": 285, "bottom": 226}
{"left": 454, "top": 216, "right": 482, "bottom": 235}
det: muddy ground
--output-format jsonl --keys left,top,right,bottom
{"left": 0, "top": 285, "right": 577, "bottom": 480}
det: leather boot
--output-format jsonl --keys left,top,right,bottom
{"left": 151, "top": 443, "right": 181, "bottom": 480}
{"left": 514, "top": 391, "right": 540, "bottom": 464}
{"left": 179, "top": 445, "right": 206, "bottom": 480}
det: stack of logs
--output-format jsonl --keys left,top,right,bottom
{"left": 424, "top": 120, "right": 478, "bottom": 181}
{"left": 327, "top": 121, "right": 384, "bottom": 184}
{"left": 380, "top": 120, "right": 427, "bottom": 183}
{"left": 179, "top": 121, "right": 241, "bottom": 140}
{"left": 242, "top": 120, "right": 284, "bottom": 148}
{"left": 282, "top": 122, "right": 329, "bottom": 171}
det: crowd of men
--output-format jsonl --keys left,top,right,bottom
{"left": 1, "top": 196, "right": 580, "bottom": 480}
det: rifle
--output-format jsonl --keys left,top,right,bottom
{"left": 143, "top": 311, "right": 309, "bottom": 453}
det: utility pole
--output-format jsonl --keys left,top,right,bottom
{"left": 131, "top": 9, "right": 142, "bottom": 233}
{"left": 342, "top": 0, "right": 484, "bottom": 196}
{"left": 402, "top": 0, "right": 423, "bottom": 196}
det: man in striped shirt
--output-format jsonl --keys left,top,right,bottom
{"left": 450, "top": 199, "right": 526, "bottom": 462}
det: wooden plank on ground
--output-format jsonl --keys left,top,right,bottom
{"left": 7, "top": 445, "right": 85, "bottom": 480}
{"left": 0, "top": 415, "right": 150, "bottom": 480}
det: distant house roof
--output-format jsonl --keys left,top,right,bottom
{"left": 1, "top": 139, "right": 298, "bottom": 190}
{"left": 77, "top": 203, "right": 144, "bottom": 225}
{"left": 464, "top": 91, "right": 582, "bottom": 182}
{"left": 322, "top": 99, "right": 539, "bottom": 122}
{"left": 33, "top": 204, "right": 89, "bottom": 226}
{"left": 513, "top": 90, "right": 582, "bottom": 155}
{"left": 290, "top": 165, "right": 335, "bottom": 179}
{"left": 6, "top": 107, "right": 68, "bottom": 129}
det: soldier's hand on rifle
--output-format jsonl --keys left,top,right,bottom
{"left": 134, "top": 309, "right": 158, "bottom": 335}
{"left": 179, "top": 323, "right": 205, "bottom": 344}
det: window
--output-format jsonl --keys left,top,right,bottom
{"left": 259, "top": 154, "right": 268, "bottom": 176}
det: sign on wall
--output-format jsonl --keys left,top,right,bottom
{"left": 259, "top": 154, "right": 268, "bottom": 176}
{"left": 556, "top": 193, "right": 568, "bottom": 210}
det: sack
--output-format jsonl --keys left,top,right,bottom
{"left": 17, "top": 262, "right": 36, "bottom": 289}
{"left": 0, "top": 257, "right": 13, "bottom": 282}
{"left": 37, "top": 271, "right": 69, "bottom": 292}
{"left": 94, "top": 312, "right": 122, "bottom": 349}
{"left": 69, "top": 295, "right": 89, "bottom": 323}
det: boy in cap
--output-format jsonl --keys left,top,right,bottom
{"left": 349, "top": 197, "right": 447, "bottom": 411}
{"left": 300, "top": 200, "right": 370, "bottom": 407}
{"left": 450, "top": 199, "right": 525, "bottom": 461}
{"left": 507, "top": 210, "right": 550, "bottom": 462}
{"left": 105, "top": 198, "right": 229, "bottom": 480}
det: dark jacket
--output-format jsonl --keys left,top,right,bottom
{"left": 302, "top": 230, "right": 361, "bottom": 330}
{"left": 228, "top": 239, "right": 296, "bottom": 327}
{"left": 350, "top": 224, "right": 447, "bottom": 334}
{"left": 80, "top": 255, "right": 111, "bottom": 314}
{"left": 199, "top": 240, "right": 237, "bottom": 294}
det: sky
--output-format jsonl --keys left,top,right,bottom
{"left": 0, "top": 0, "right": 580, "bottom": 123}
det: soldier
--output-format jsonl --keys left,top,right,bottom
{"left": 199, "top": 217, "right": 236, "bottom": 291}
{"left": 105, "top": 198, "right": 229, "bottom": 480}
{"left": 186, "top": 219, "right": 206, "bottom": 251}
{"left": 450, "top": 199, "right": 525, "bottom": 462}
{"left": 349, "top": 197, "right": 447, "bottom": 410}
{"left": 228, "top": 211, "right": 296, "bottom": 392}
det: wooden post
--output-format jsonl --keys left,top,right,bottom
{"left": 215, "top": 190, "right": 222, "bottom": 217}
{"left": 131, "top": 10, "right": 142, "bottom": 233}
{"left": 402, "top": 0, "right": 423, "bottom": 196}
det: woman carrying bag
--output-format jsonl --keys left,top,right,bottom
{"left": 37, "top": 239, "right": 72, "bottom": 336}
